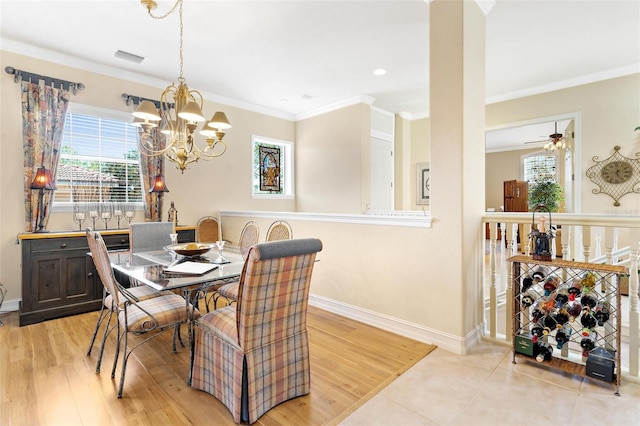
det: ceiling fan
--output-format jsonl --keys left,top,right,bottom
{"left": 524, "top": 122, "right": 566, "bottom": 151}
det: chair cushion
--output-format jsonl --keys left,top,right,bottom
{"left": 105, "top": 286, "right": 169, "bottom": 310}
{"left": 216, "top": 282, "right": 239, "bottom": 299}
{"left": 120, "top": 293, "right": 201, "bottom": 333}
{"left": 196, "top": 306, "right": 239, "bottom": 347}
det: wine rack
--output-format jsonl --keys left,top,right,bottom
{"left": 509, "top": 255, "right": 627, "bottom": 395}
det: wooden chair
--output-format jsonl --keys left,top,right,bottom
{"left": 196, "top": 216, "right": 220, "bottom": 243}
{"left": 86, "top": 228, "right": 200, "bottom": 398}
{"left": 191, "top": 238, "right": 322, "bottom": 423}
{"left": 265, "top": 220, "right": 293, "bottom": 242}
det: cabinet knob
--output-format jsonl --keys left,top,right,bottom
{"left": 60, "top": 243, "right": 67, "bottom": 249}
{"left": 87, "top": 272, "right": 94, "bottom": 278}
{"left": 120, "top": 238, "right": 126, "bottom": 244}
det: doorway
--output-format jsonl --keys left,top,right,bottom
{"left": 485, "top": 112, "right": 582, "bottom": 214}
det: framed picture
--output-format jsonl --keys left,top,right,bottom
{"left": 258, "top": 144, "right": 281, "bottom": 192}
{"left": 416, "top": 162, "right": 430, "bottom": 205}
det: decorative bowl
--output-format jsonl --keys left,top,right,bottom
{"left": 164, "top": 242, "right": 214, "bottom": 257}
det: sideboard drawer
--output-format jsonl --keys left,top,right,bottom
{"left": 29, "top": 236, "right": 87, "bottom": 253}
{"left": 102, "top": 234, "right": 130, "bottom": 249}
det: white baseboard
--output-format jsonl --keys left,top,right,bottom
{"left": 0, "top": 298, "right": 20, "bottom": 314}
{"left": 309, "top": 293, "right": 477, "bottom": 355}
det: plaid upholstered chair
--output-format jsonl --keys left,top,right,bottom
{"left": 191, "top": 238, "right": 322, "bottom": 423}
{"left": 209, "top": 220, "right": 260, "bottom": 310}
{"left": 86, "top": 229, "right": 200, "bottom": 398}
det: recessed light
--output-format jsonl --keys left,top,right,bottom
{"left": 373, "top": 68, "right": 386, "bottom": 76}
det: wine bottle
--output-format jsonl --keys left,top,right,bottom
{"left": 554, "top": 288, "right": 569, "bottom": 307}
{"left": 581, "top": 292, "right": 597, "bottom": 309}
{"left": 542, "top": 315, "right": 558, "bottom": 335}
{"left": 551, "top": 308, "right": 569, "bottom": 327}
{"left": 580, "top": 308, "right": 597, "bottom": 334}
{"left": 555, "top": 323, "right": 572, "bottom": 349}
{"left": 531, "top": 324, "right": 545, "bottom": 343}
{"left": 521, "top": 289, "right": 537, "bottom": 308}
{"left": 594, "top": 302, "right": 610, "bottom": 326}
{"left": 568, "top": 280, "right": 582, "bottom": 302}
{"left": 580, "top": 331, "right": 596, "bottom": 357}
{"left": 543, "top": 276, "right": 559, "bottom": 296}
{"left": 566, "top": 301, "right": 582, "bottom": 322}
{"left": 534, "top": 341, "right": 553, "bottom": 362}
{"left": 522, "top": 276, "right": 534, "bottom": 292}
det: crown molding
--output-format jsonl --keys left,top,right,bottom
{"left": 0, "top": 38, "right": 296, "bottom": 122}
{"left": 294, "top": 95, "right": 375, "bottom": 121}
{"left": 486, "top": 63, "right": 640, "bottom": 105}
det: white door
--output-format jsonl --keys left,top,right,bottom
{"left": 370, "top": 137, "right": 394, "bottom": 211}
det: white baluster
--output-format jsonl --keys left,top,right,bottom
{"left": 628, "top": 228, "right": 639, "bottom": 377}
{"left": 582, "top": 225, "right": 591, "bottom": 262}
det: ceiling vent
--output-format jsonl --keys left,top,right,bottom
{"left": 114, "top": 50, "right": 145, "bottom": 64}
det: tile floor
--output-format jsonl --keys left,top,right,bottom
{"left": 340, "top": 341, "right": 640, "bottom": 425}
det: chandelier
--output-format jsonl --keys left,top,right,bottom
{"left": 133, "top": 0, "right": 231, "bottom": 173}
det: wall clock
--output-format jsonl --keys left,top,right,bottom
{"left": 585, "top": 145, "right": 640, "bottom": 206}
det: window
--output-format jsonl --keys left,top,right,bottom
{"left": 252, "top": 135, "right": 294, "bottom": 198}
{"left": 53, "top": 108, "right": 143, "bottom": 210}
{"left": 523, "top": 153, "right": 557, "bottom": 184}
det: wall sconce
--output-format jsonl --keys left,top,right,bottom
{"left": 149, "top": 174, "right": 169, "bottom": 222}
{"left": 30, "top": 166, "right": 57, "bottom": 232}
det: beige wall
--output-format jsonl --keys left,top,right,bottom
{"left": 411, "top": 74, "right": 640, "bottom": 215}
{"left": 485, "top": 147, "right": 538, "bottom": 211}
{"left": 295, "top": 103, "right": 370, "bottom": 214}
{"left": 486, "top": 73, "right": 640, "bottom": 215}
{"left": 0, "top": 51, "right": 295, "bottom": 300}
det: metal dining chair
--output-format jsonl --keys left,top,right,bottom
{"left": 265, "top": 220, "right": 293, "bottom": 242}
{"left": 86, "top": 228, "right": 200, "bottom": 398}
{"left": 129, "top": 222, "right": 174, "bottom": 254}
{"left": 196, "top": 216, "right": 220, "bottom": 243}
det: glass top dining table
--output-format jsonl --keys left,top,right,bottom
{"left": 108, "top": 246, "right": 245, "bottom": 385}
{"left": 108, "top": 247, "right": 245, "bottom": 293}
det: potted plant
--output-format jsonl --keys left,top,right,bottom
{"left": 528, "top": 180, "right": 564, "bottom": 212}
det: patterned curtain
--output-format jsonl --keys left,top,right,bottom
{"left": 21, "top": 81, "right": 70, "bottom": 232}
{"left": 139, "top": 127, "right": 166, "bottom": 222}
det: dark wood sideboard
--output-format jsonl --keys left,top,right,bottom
{"left": 17, "top": 226, "right": 195, "bottom": 326}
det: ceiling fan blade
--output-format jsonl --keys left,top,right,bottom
{"left": 524, "top": 139, "right": 549, "bottom": 144}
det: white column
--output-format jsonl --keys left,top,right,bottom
{"left": 429, "top": 0, "right": 487, "bottom": 347}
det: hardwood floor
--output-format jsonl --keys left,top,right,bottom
{"left": 0, "top": 305, "right": 435, "bottom": 425}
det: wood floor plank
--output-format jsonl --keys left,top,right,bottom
{"left": 0, "top": 306, "right": 435, "bottom": 425}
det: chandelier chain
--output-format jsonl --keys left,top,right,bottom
{"left": 135, "top": 0, "right": 231, "bottom": 173}
{"left": 145, "top": 0, "right": 184, "bottom": 81}
{"left": 178, "top": 0, "right": 184, "bottom": 82}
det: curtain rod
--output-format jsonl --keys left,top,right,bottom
{"left": 4, "top": 66, "right": 85, "bottom": 94}
{"left": 121, "top": 93, "right": 174, "bottom": 110}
